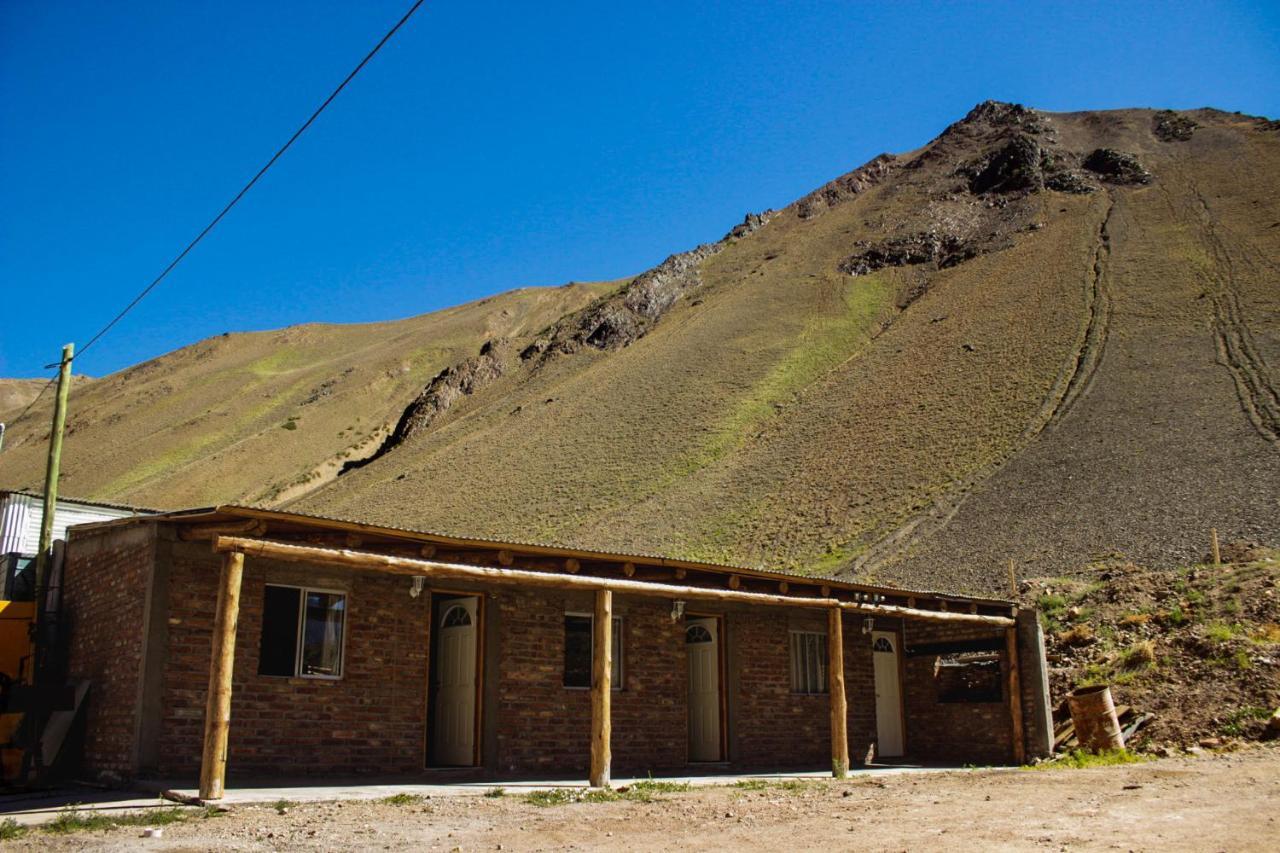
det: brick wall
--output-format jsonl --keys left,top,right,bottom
{"left": 900, "top": 621, "right": 1014, "bottom": 765}
{"left": 733, "top": 611, "right": 829, "bottom": 767}
{"left": 68, "top": 526, "right": 1024, "bottom": 779}
{"left": 495, "top": 590, "right": 686, "bottom": 774}
{"left": 64, "top": 524, "right": 155, "bottom": 776}
{"left": 154, "top": 543, "right": 430, "bottom": 777}
{"left": 733, "top": 611, "right": 880, "bottom": 769}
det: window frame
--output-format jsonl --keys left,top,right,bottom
{"left": 563, "top": 611, "right": 623, "bottom": 691}
{"left": 261, "top": 583, "right": 349, "bottom": 681}
{"left": 788, "top": 629, "right": 829, "bottom": 695}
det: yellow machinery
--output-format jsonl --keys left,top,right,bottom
{"left": 0, "top": 598, "right": 34, "bottom": 781}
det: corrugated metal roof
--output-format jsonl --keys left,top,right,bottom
{"left": 0, "top": 489, "right": 161, "bottom": 515}
{"left": 93, "top": 502, "right": 1012, "bottom": 606}
{"left": 1, "top": 490, "right": 158, "bottom": 555}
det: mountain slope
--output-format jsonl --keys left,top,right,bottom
{"left": 296, "top": 105, "right": 1278, "bottom": 592}
{"left": 0, "top": 282, "right": 614, "bottom": 507}
{"left": 2, "top": 103, "right": 1276, "bottom": 595}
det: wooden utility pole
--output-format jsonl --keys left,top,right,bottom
{"left": 589, "top": 589, "right": 613, "bottom": 788}
{"left": 1210, "top": 528, "right": 1221, "bottom": 567}
{"left": 199, "top": 550, "right": 245, "bottom": 800}
{"left": 30, "top": 343, "right": 73, "bottom": 681}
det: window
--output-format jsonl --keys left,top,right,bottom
{"left": 2, "top": 554, "right": 34, "bottom": 601}
{"left": 563, "top": 614, "right": 622, "bottom": 689}
{"left": 935, "top": 654, "right": 1002, "bottom": 703}
{"left": 258, "top": 585, "right": 347, "bottom": 678}
{"left": 789, "top": 631, "right": 828, "bottom": 694}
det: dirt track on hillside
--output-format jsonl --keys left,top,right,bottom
{"left": 14, "top": 748, "right": 1280, "bottom": 851}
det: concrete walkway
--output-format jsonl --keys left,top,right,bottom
{"left": 0, "top": 763, "right": 972, "bottom": 826}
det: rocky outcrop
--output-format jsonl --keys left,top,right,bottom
{"left": 795, "top": 154, "right": 897, "bottom": 219}
{"left": 525, "top": 244, "right": 721, "bottom": 356}
{"left": 523, "top": 212, "right": 774, "bottom": 359}
{"left": 965, "top": 134, "right": 1044, "bottom": 194}
{"left": 1083, "top": 148, "right": 1152, "bottom": 184}
{"left": 341, "top": 338, "right": 514, "bottom": 472}
{"left": 839, "top": 231, "right": 979, "bottom": 277}
{"left": 1153, "top": 110, "right": 1197, "bottom": 142}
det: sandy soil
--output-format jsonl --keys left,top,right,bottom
{"left": 12, "top": 748, "right": 1280, "bottom": 852}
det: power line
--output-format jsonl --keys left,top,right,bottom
{"left": 75, "top": 0, "right": 427, "bottom": 360}
{"left": 2, "top": 0, "right": 426, "bottom": 445}
{"left": 4, "top": 376, "right": 57, "bottom": 432}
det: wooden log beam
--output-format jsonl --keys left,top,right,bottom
{"left": 828, "top": 608, "right": 849, "bottom": 778}
{"left": 837, "top": 600, "right": 1013, "bottom": 627}
{"left": 210, "top": 537, "right": 1015, "bottom": 626}
{"left": 1006, "top": 627, "right": 1026, "bottom": 765}
{"left": 178, "top": 519, "right": 266, "bottom": 542}
{"left": 198, "top": 550, "right": 245, "bottom": 800}
{"left": 590, "top": 589, "right": 612, "bottom": 787}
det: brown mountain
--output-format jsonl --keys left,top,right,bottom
{"left": 2, "top": 103, "right": 1276, "bottom": 595}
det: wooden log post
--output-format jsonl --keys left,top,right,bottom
{"left": 1005, "top": 627, "right": 1026, "bottom": 765}
{"left": 589, "top": 589, "right": 613, "bottom": 787}
{"left": 828, "top": 608, "right": 849, "bottom": 777}
{"left": 1211, "top": 528, "right": 1221, "bottom": 567}
{"left": 199, "top": 551, "right": 245, "bottom": 800}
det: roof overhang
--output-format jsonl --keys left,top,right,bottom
{"left": 67, "top": 503, "right": 1019, "bottom": 619}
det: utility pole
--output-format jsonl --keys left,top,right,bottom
{"left": 32, "top": 343, "right": 74, "bottom": 631}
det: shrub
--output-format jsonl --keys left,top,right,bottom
{"left": 1120, "top": 640, "right": 1156, "bottom": 669}
{"left": 380, "top": 793, "right": 424, "bottom": 806}
{"left": 1057, "top": 624, "right": 1095, "bottom": 647}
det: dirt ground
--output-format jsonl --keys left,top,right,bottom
{"left": 9, "top": 747, "right": 1279, "bottom": 851}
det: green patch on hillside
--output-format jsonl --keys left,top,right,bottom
{"left": 685, "top": 275, "right": 891, "bottom": 475}
{"left": 245, "top": 347, "right": 316, "bottom": 378}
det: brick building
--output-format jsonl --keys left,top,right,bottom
{"left": 61, "top": 506, "right": 1052, "bottom": 794}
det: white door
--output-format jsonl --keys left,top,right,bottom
{"left": 432, "top": 597, "right": 478, "bottom": 766}
{"left": 872, "top": 631, "right": 904, "bottom": 758}
{"left": 686, "top": 618, "right": 722, "bottom": 762}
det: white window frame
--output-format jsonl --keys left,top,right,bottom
{"left": 789, "top": 630, "right": 829, "bottom": 694}
{"left": 264, "top": 583, "right": 349, "bottom": 681}
{"left": 564, "top": 611, "right": 623, "bottom": 691}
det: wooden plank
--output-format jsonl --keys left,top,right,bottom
{"left": 828, "top": 608, "right": 849, "bottom": 777}
{"left": 1006, "top": 628, "right": 1025, "bottom": 765}
{"left": 590, "top": 589, "right": 612, "bottom": 787}
{"left": 212, "top": 537, "right": 1016, "bottom": 627}
{"left": 198, "top": 550, "right": 245, "bottom": 800}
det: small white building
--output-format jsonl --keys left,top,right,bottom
{"left": 0, "top": 490, "right": 154, "bottom": 599}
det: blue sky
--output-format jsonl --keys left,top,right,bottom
{"left": 2, "top": 0, "right": 1277, "bottom": 378}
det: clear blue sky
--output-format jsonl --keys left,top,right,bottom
{"left": 2, "top": 1, "right": 1277, "bottom": 378}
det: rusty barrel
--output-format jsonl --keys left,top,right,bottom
{"left": 1067, "top": 684, "right": 1125, "bottom": 751}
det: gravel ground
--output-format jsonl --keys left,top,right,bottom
{"left": 8, "top": 747, "right": 1279, "bottom": 851}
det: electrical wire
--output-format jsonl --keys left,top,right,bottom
{"left": 1, "top": 0, "right": 426, "bottom": 445}
{"left": 74, "top": 0, "right": 427, "bottom": 361}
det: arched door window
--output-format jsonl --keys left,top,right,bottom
{"left": 441, "top": 605, "right": 472, "bottom": 628}
{"left": 686, "top": 624, "right": 713, "bottom": 644}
